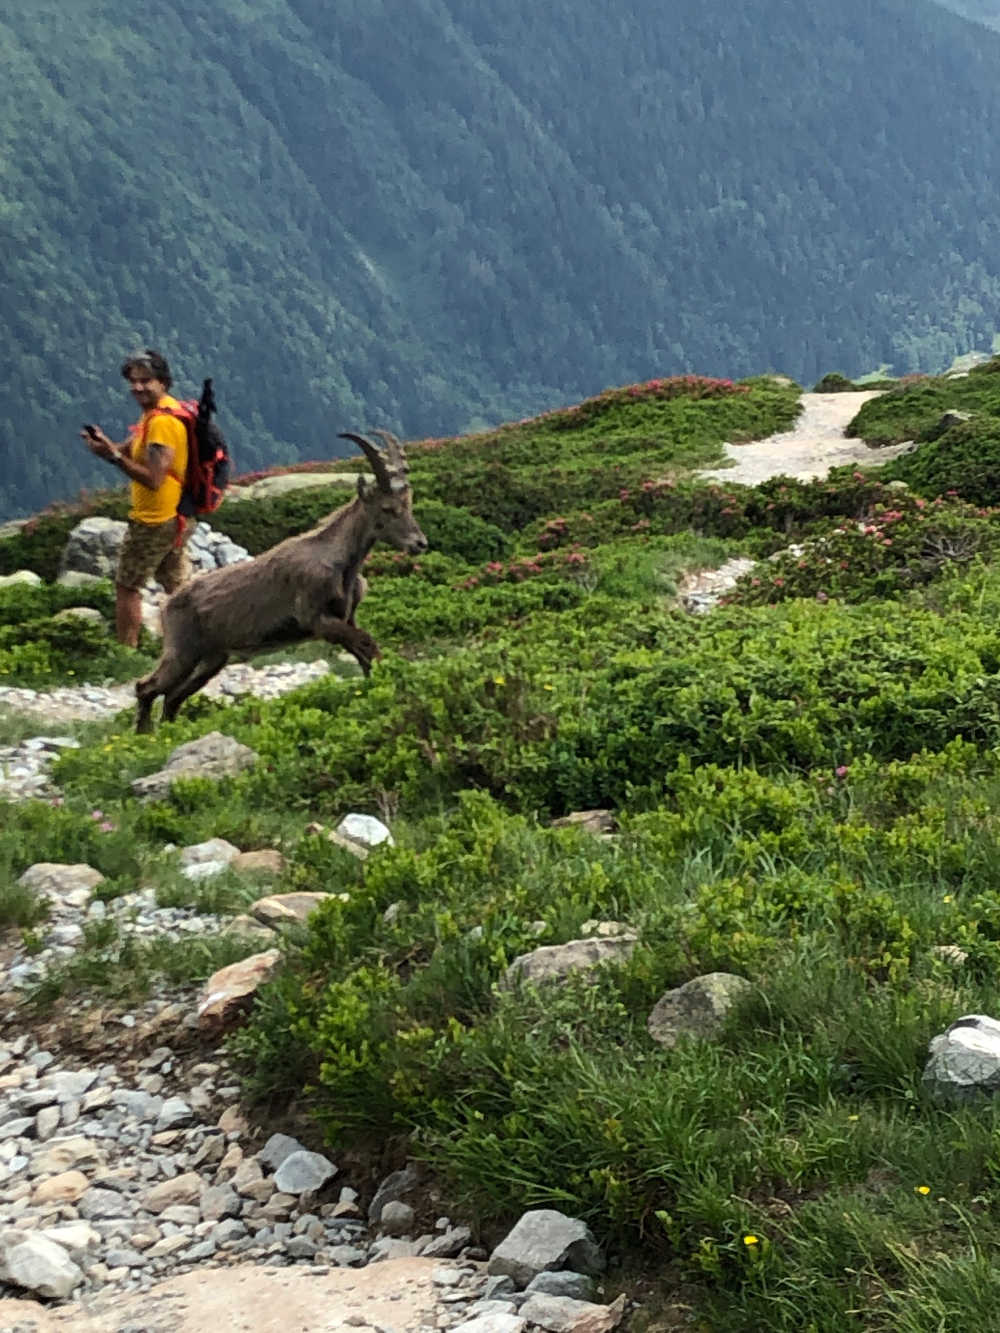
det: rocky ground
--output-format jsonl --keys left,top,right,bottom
{"left": 0, "top": 660, "right": 332, "bottom": 804}
{"left": 0, "top": 1012, "right": 626, "bottom": 1332}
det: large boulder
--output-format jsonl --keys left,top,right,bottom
{"left": 922, "top": 1014, "right": 1000, "bottom": 1104}
{"left": 0, "top": 1233, "right": 83, "bottom": 1299}
{"left": 196, "top": 950, "right": 282, "bottom": 1032}
{"left": 487, "top": 1210, "right": 604, "bottom": 1289}
{"left": 131, "top": 732, "right": 258, "bottom": 800}
{"left": 17, "top": 863, "right": 104, "bottom": 912}
{"left": 59, "top": 516, "right": 250, "bottom": 582}
{"left": 647, "top": 972, "right": 754, "bottom": 1049}
{"left": 500, "top": 935, "right": 638, "bottom": 991}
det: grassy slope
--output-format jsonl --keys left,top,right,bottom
{"left": 11, "top": 370, "right": 1000, "bottom": 1327}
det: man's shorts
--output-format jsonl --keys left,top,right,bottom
{"left": 117, "top": 517, "right": 191, "bottom": 593}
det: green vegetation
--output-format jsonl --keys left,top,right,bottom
{"left": 11, "top": 0, "right": 1000, "bottom": 517}
{"left": 13, "top": 366, "right": 1000, "bottom": 1326}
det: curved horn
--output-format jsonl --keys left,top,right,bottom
{"left": 370, "top": 429, "right": 409, "bottom": 476}
{"left": 338, "top": 432, "right": 392, "bottom": 490}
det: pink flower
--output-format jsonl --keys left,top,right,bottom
{"left": 99, "top": 821, "right": 115, "bottom": 833}
{"left": 90, "top": 809, "right": 104, "bottom": 820}
{"left": 835, "top": 765, "right": 849, "bottom": 778}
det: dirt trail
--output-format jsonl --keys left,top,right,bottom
{"left": 698, "top": 391, "right": 914, "bottom": 485}
{"left": 1, "top": 1258, "right": 450, "bottom": 1332}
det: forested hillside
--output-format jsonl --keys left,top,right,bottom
{"left": 6, "top": 0, "right": 1000, "bottom": 518}
{"left": 936, "top": 0, "right": 1000, "bottom": 26}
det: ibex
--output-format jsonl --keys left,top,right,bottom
{"left": 135, "top": 431, "right": 427, "bottom": 733}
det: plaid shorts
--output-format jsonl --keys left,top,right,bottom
{"left": 117, "top": 517, "right": 191, "bottom": 593}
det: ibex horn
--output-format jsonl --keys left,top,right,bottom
{"left": 371, "top": 429, "right": 408, "bottom": 474}
{"left": 338, "top": 432, "right": 392, "bottom": 491}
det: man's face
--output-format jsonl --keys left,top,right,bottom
{"left": 128, "top": 369, "right": 166, "bottom": 411}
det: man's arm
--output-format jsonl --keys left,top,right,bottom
{"left": 84, "top": 427, "right": 172, "bottom": 489}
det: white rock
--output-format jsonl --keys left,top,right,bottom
{"left": 923, "top": 1015, "right": 1000, "bottom": 1103}
{"left": 0, "top": 1233, "right": 83, "bottom": 1298}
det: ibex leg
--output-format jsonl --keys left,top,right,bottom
{"left": 162, "top": 652, "right": 230, "bottom": 722}
{"left": 314, "top": 614, "right": 380, "bottom": 676}
{"left": 136, "top": 649, "right": 201, "bottom": 734}
{"left": 346, "top": 575, "right": 368, "bottom": 626}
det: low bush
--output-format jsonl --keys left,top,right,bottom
{"left": 880, "top": 419, "right": 1000, "bottom": 507}
{"left": 0, "top": 582, "right": 155, "bottom": 686}
{"left": 725, "top": 498, "right": 1000, "bottom": 606}
{"left": 812, "top": 372, "right": 858, "bottom": 392}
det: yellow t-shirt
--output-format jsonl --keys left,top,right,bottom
{"left": 128, "top": 394, "right": 189, "bottom": 524}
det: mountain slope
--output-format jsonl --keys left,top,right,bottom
{"left": 6, "top": 0, "right": 1000, "bottom": 518}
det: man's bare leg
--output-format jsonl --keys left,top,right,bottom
{"left": 115, "top": 584, "right": 144, "bottom": 647}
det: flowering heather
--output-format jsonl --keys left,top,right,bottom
{"left": 455, "top": 547, "right": 590, "bottom": 590}
{"left": 722, "top": 493, "right": 1000, "bottom": 607}
{"left": 543, "top": 375, "right": 751, "bottom": 431}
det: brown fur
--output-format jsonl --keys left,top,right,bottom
{"left": 135, "top": 434, "right": 426, "bottom": 732}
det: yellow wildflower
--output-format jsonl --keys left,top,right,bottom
{"left": 743, "top": 1234, "right": 759, "bottom": 1246}
{"left": 915, "top": 1185, "right": 931, "bottom": 1196}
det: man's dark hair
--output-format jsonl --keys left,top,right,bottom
{"left": 121, "top": 348, "right": 172, "bottom": 390}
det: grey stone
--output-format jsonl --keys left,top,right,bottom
{"left": 525, "top": 1270, "right": 596, "bottom": 1301}
{"left": 183, "top": 1239, "right": 217, "bottom": 1262}
{"left": 155, "top": 1098, "right": 194, "bottom": 1132}
{"left": 369, "top": 1237, "right": 422, "bottom": 1262}
{"left": 104, "top": 1247, "right": 146, "bottom": 1268}
{"left": 484, "top": 1275, "right": 518, "bottom": 1299}
{"left": 487, "top": 1210, "right": 604, "bottom": 1288}
{"left": 380, "top": 1200, "right": 415, "bottom": 1237}
{"left": 923, "top": 1014, "right": 1000, "bottom": 1104}
{"left": 113, "top": 1090, "right": 164, "bottom": 1120}
{"left": 77, "top": 1187, "right": 133, "bottom": 1221}
{"left": 131, "top": 732, "right": 258, "bottom": 800}
{"left": 501, "top": 936, "right": 638, "bottom": 990}
{"left": 256, "top": 1133, "right": 307, "bottom": 1173}
{"left": 273, "top": 1150, "right": 337, "bottom": 1195}
{"left": 368, "top": 1163, "right": 421, "bottom": 1223}
{"left": 200, "top": 1185, "right": 241, "bottom": 1221}
{"left": 647, "top": 972, "right": 754, "bottom": 1048}
{"left": 329, "top": 813, "right": 394, "bottom": 859}
{"left": 449, "top": 1314, "right": 526, "bottom": 1333}
{"left": 286, "top": 1235, "right": 318, "bottom": 1259}
{"left": 421, "top": 1226, "right": 473, "bottom": 1258}
{"left": 518, "top": 1292, "right": 626, "bottom": 1332}
{"left": 0, "top": 1234, "right": 83, "bottom": 1298}
{"left": 327, "top": 1244, "right": 367, "bottom": 1266}
{"left": 179, "top": 838, "right": 241, "bottom": 867}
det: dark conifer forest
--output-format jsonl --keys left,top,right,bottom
{"left": 4, "top": 0, "right": 1000, "bottom": 517}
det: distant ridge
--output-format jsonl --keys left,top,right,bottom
{"left": 6, "top": 0, "right": 1000, "bottom": 517}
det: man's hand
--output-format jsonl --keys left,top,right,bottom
{"left": 81, "top": 425, "right": 117, "bottom": 461}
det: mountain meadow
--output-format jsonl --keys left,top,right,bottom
{"left": 9, "top": 0, "right": 1000, "bottom": 517}
{"left": 9, "top": 364, "right": 1000, "bottom": 1327}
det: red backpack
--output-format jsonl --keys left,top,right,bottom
{"left": 155, "top": 379, "right": 232, "bottom": 517}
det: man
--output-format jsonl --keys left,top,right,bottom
{"left": 83, "top": 349, "right": 191, "bottom": 646}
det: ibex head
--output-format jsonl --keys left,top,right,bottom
{"left": 339, "top": 430, "right": 428, "bottom": 555}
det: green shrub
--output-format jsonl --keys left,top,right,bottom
{"left": 207, "top": 484, "right": 356, "bottom": 555}
{"left": 812, "top": 372, "right": 858, "bottom": 392}
{"left": 881, "top": 419, "right": 1000, "bottom": 506}
{"left": 724, "top": 498, "right": 1000, "bottom": 606}
{"left": 0, "top": 584, "right": 155, "bottom": 686}
{"left": 413, "top": 500, "right": 512, "bottom": 563}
